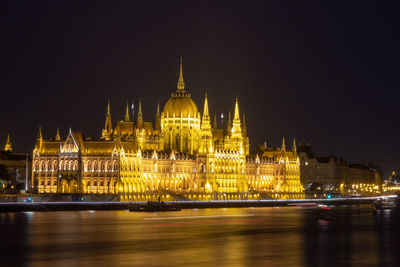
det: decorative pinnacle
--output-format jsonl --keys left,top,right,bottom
{"left": 293, "top": 138, "right": 297, "bottom": 153}
{"left": 125, "top": 101, "right": 130, "bottom": 121}
{"left": 138, "top": 98, "right": 143, "bottom": 117}
{"left": 56, "top": 127, "right": 61, "bottom": 141}
{"left": 177, "top": 56, "right": 185, "bottom": 91}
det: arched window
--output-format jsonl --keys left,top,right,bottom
{"left": 53, "top": 160, "right": 58, "bottom": 171}
{"left": 100, "top": 161, "right": 104, "bottom": 171}
{"left": 74, "top": 160, "right": 78, "bottom": 170}
{"left": 88, "top": 161, "right": 92, "bottom": 171}
{"left": 113, "top": 161, "right": 118, "bottom": 171}
{"left": 107, "top": 161, "right": 111, "bottom": 171}
{"left": 94, "top": 161, "right": 98, "bottom": 171}
{"left": 41, "top": 161, "right": 45, "bottom": 171}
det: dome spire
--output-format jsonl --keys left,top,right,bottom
{"left": 177, "top": 56, "right": 185, "bottom": 92}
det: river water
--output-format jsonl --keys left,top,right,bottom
{"left": 1, "top": 206, "right": 399, "bottom": 266}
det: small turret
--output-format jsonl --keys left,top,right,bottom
{"left": 4, "top": 134, "right": 12, "bottom": 152}
{"left": 281, "top": 137, "right": 286, "bottom": 152}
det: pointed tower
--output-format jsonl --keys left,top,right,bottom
{"left": 55, "top": 127, "right": 61, "bottom": 141}
{"left": 281, "top": 137, "right": 286, "bottom": 152}
{"left": 201, "top": 93, "right": 211, "bottom": 130}
{"left": 242, "top": 112, "right": 247, "bottom": 137}
{"left": 124, "top": 102, "right": 130, "bottom": 121}
{"left": 177, "top": 56, "right": 185, "bottom": 93}
{"left": 137, "top": 98, "right": 144, "bottom": 129}
{"left": 155, "top": 101, "right": 161, "bottom": 132}
{"left": 102, "top": 100, "right": 112, "bottom": 139}
{"left": 231, "top": 97, "right": 242, "bottom": 135}
{"left": 4, "top": 134, "right": 12, "bottom": 152}
{"left": 200, "top": 93, "right": 213, "bottom": 153}
{"left": 213, "top": 114, "right": 217, "bottom": 129}
{"left": 292, "top": 138, "right": 297, "bottom": 154}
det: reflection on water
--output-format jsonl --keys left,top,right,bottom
{"left": 1, "top": 206, "right": 400, "bottom": 266}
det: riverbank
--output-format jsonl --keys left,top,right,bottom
{"left": 0, "top": 196, "right": 395, "bottom": 212}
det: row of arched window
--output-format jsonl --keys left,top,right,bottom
{"left": 83, "top": 160, "right": 118, "bottom": 172}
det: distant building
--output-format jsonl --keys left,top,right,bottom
{"left": 346, "top": 163, "right": 383, "bottom": 186}
{"left": 388, "top": 171, "right": 400, "bottom": 183}
{"left": 297, "top": 143, "right": 347, "bottom": 188}
{"left": 297, "top": 143, "right": 383, "bottom": 192}
{"left": 0, "top": 135, "right": 31, "bottom": 188}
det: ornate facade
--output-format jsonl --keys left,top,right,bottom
{"left": 32, "top": 60, "right": 304, "bottom": 200}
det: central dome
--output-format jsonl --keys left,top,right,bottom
{"left": 163, "top": 93, "right": 198, "bottom": 118}
{"left": 162, "top": 58, "right": 199, "bottom": 118}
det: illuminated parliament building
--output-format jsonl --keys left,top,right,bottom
{"left": 32, "top": 60, "right": 304, "bottom": 200}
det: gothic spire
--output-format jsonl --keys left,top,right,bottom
{"left": 124, "top": 101, "right": 130, "bottom": 121}
{"left": 233, "top": 97, "right": 241, "bottom": 123}
{"left": 55, "top": 127, "right": 60, "bottom": 141}
{"left": 4, "top": 134, "right": 12, "bottom": 152}
{"left": 201, "top": 92, "right": 211, "bottom": 131}
{"left": 282, "top": 137, "right": 286, "bottom": 152}
{"left": 292, "top": 138, "right": 297, "bottom": 154}
{"left": 104, "top": 100, "right": 112, "bottom": 133}
{"left": 177, "top": 56, "right": 185, "bottom": 92}
{"left": 203, "top": 92, "right": 210, "bottom": 118}
{"left": 137, "top": 98, "right": 144, "bottom": 129}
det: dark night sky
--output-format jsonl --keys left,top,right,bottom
{"left": 1, "top": 1, "right": 399, "bottom": 175}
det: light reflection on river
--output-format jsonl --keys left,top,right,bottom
{"left": 1, "top": 206, "right": 400, "bottom": 266}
